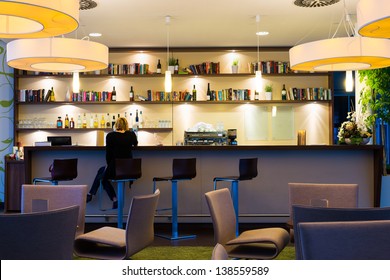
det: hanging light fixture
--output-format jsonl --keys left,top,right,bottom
{"left": 255, "top": 15, "right": 263, "bottom": 96}
{"left": 164, "top": 15, "right": 172, "bottom": 93}
{"left": 289, "top": 0, "right": 390, "bottom": 72}
{"left": 0, "top": 0, "right": 79, "bottom": 38}
{"left": 7, "top": 37, "right": 108, "bottom": 72}
{"left": 345, "top": 70, "right": 354, "bottom": 92}
{"left": 357, "top": 0, "right": 390, "bottom": 39}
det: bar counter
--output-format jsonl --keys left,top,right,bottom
{"left": 22, "top": 144, "right": 383, "bottom": 223}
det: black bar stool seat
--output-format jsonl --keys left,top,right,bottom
{"left": 153, "top": 158, "right": 197, "bottom": 240}
{"left": 33, "top": 158, "right": 78, "bottom": 185}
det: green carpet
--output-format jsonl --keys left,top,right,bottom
{"left": 130, "top": 245, "right": 295, "bottom": 260}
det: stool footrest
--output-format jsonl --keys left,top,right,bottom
{"left": 155, "top": 233, "right": 197, "bottom": 241}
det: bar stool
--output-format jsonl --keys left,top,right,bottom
{"left": 153, "top": 158, "right": 197, "bottom": 240}
{"left": 33, "top": 158, "right": 78, "bottom": 185}
{"left": 109, "top": 158, "right": 142, "bottom": 228}
{"left": 213, "top": 157, "right": 258, "bottom": 235}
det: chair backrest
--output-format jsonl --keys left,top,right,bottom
{"left": 21, "top": 184, "right": 88, "bottom": 237}
{"left": 211, "top": 243, "right": 229, "bottom": 260}
{"left": 0, "top": 205, "right": 79, "bottom": 260}
{"left": 114, "top": 158, "right": 142, "bottom": 180}
{"left": 293, "top": 205, "right": 390, "bottom": 259}
{"left": 50, "top": 158, "right": 78, "bottom": 180}
{"left": 172, "top": 158, "right": 197, "bottom": 179}
{"left": 297, "top": 220, "right": 390, "bottom": 260}
{"left": 288, "top": 182, "right": 358, "bottom": 221}
{"left": 205, "top": 188, "right": 237, "bottom": 245}
{"left": 125, "top": 189, "right": 160, "bottom": 258}
{"left": 238, "top": 158, "right": 258, "bottom": 180}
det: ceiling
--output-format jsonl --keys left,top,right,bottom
{"left": 72, "top": 0, "right": 360, "bottom": 49}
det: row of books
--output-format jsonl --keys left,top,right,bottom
{"left": 250, "top": 61, "right": 291, "bottom": 74}
{"left": 286, "top": 87, "right": 332, "bottom": 101}
{"left": 107, "top": 63, "right": 150, "bottom": 75}
{"left": 17, "top": 89, "right": 51, "bottom": 102}
{"left": 210, "top": 89, "right": 251, "bottom": 101}
{"left": 72, "top": 91, "right": 115, "bottom": 102}
{"left": 186, "top": 62, "right": 220, "bottom": 75}
{"left": 17, "top": 89, "right": 116, "bottom": 102}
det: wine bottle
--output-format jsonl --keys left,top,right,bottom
{"left": 112, "top": 115, "right": 116, "bottom": 128}
{"left": 70, "top": 117, "right": 75, "bottom": 129}
{"left": 281, "top": 84, "right": 287, "bottom": 100}
{"left": 192, "top": 85, "right": 197, "bottom": 101}
{"left": 174, "top": 59, "right": 179, "bottom": 74}
{"left": 206, "top": 83, "right": 211, "bottom": 101}
{"left": 64, "top": 114, "right": 69, "bottom": 129}
{"left": 135, "top": 109, "right": 139, "bottom": 129}
{"left": 106, "top": 113, "right": 111, "bottom": 128}
{"left": 156, "top": 59, "right": 161, "bottom": 74}
{"left": 129, "top": 112, "right": 134, "bottom": 128}
{"left": 50, "top": 87, "right": 55, "bottom": 102}
{"left": 111, "top": 86, "right": 117, "bottom": 101}
{"left": 129, "top": 86, "right": 134, "bottom": 102}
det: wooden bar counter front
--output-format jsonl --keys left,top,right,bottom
{"left": 21, "top": 145, "right": 382, "bottom": 223}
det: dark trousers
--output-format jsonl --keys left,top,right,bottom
{"left": 89, "top": 166, "right": 116, "bottom": 201}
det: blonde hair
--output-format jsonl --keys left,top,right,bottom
{"left": 115, "top": 117, "right": 129, "bottom": 131}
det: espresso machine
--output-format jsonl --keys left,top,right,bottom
{"left": 227, "top": 129, "right": 237, "bottom": 145}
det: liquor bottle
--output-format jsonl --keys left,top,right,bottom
{"left": 82, "top": 113, "right": 87, "bottom": 129}
{"left": 64, "top": 114, "right": 69, "bottom": 128}
{"left": 50, "top": 87, "right": 55, "bottom": 102}
{"left": 77, "top": 114, "right": 82, "bottom": 128}
{"left": 56, "top": 116, "right": 62, "bottom": 129}
{"left": 93, "top": 114, "right": 99, "bottom": 128}
{"left": 129, "top": 86, "right": 134, "bottom": 102}
{"left": 135, "top": 109, "right": 139, "bottom": 128}
{"left": 100, "top": 114, "right": 105, "bottom": 128}
{"left": 111, "top": 86, "right": 117, "bottom": 101}
{"left": 139, "top": 110, "right": 143, "bottom": 128}
{"left": 174, "top": 59, "right": 179, "bottom": 74}
{"left": 70, "top": 117, "right": 75, "bottom": 129}
{"left": 281, "top": 84, "right": 287, "bottom": 100}
{"left": 192, "top": 85, "right": 197, "bottom": 101}
{"left": 89, "top": 114, "right": 94, "bottom": 128}
{"left": 156, "top": 59, "right": 161, "bottom": 74}
{"left": 112, "top": 115, "right": 116, "bottom": 128}
{"left": 206, "top": 83, "right": 211, "bottom": 101}
{"left": 254, "top": 91, "right": 259, "bottom": 100}
{"left": 129, "top": 112, "right": 134, "bottom": 128}
{"left": 106, "top": 113, "right": 111, "bottom": 128}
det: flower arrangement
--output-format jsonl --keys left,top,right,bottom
{"left": 338, "top": 111, "right": 372, "bottom": 145}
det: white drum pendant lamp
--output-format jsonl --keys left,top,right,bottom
{"left": 7, "top": 37, "right": 109, "bottom": 72}
{"left": 289, "top": 36, "right": 390, "bottom": 72}
{"left": 0, "top": 0, "right": 79, "bottom": 38}
{"left": 357, "top": 0, "right": 390, "bottom": 39}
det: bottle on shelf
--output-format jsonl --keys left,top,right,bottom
{"left": 192, "top": 85, "right": 197, "bottom": 101}
{"left": 89, "top": 114, "right": 94, "bottom": 128}
{"left": 82, "top": 113, "right": 87, "bottom": 129}
{"left": 77, "top": 114, "right": 82, "bottom": 128}
{"left": 93, "top": 114, "right": 99, "bottom": 128}
{"left": 111, "top": 86, "right": 117, "bottom": 101}
{"left": 129, "top": 112, "right": 134, "bottom": 128}
{"left": 254, "top": 91, "right": 259, "bottom": 100}
{"left": 50, "top": 87, "right": 55, "bottom": 102}
{"left": 156, "top": 59, "right": 161, "bottom": 74}
{"left": 112, "top": 115, "right": 116, "bottom": 128}
{"left": 106, "top": 113, "right": 111, "bottom": 128}
{"left": 70, "top": 117, "right": 75, "bottom": 129}
{"left": 139, "top": 110, "right": 144, "bottom": 128}
{"left": 281, "top": 84, "right": 287, "bottom": 100}
{"left": 129, "top": 86, "right": 134, "bottom": 102}
{"left": 135, "top": 109, "right": 139, "bottom": 129}
{"left": 56, "top": 116, "right": 62, "bottom": 129}
{"left": 174, "top": 59, "right": 179, "bottom": 74}
{"left": 100, "top": 114, "right": 105, "bottom": 128}
{"left": 64, "top": 114, "right": 69, "bottom": 129}
{"left": 206, "top": 83, "right": 211, "bottom": 101}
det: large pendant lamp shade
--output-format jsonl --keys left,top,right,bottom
{"left": 357, "top": 0, "right": 390, "bottom": 39}
{"left": 289, "top": 36, "right": 390, "bottom": 72}
{"left": 0, "top": 0, "right": 79, "bottom": 38}
{"left": 7, "top": 38, "right": 109, "bottom": 72}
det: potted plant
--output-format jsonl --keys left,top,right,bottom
{"left": 168, "top": 56, "right": 176, "bottom": 73}
{"left": 265, "top": 84, "right": 273, "bottom": 100}
{"left": 359, "top": 67, "right": 390, "bottom": 175}
{"left": 231, "top": 59, "right": 239, "bottom": 73}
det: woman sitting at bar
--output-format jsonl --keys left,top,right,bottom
{"left": 87, "top": 117, "right": 138, "bottom": 209}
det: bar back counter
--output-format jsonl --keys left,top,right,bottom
{"left": 18, "top": 144, "right": 382, "bottom": 224}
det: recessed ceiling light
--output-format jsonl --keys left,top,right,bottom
{"left": 89, "top": 32, "right": 102, "bottom": 37}
{"left": 256, "top": 31, "right": 269, "bottom": 36}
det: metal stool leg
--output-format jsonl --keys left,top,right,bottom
{"left": 231, "top": 180, "right": 239, "bottom": 236}
{"left": 117, "top": 181, "right": 125, "bottom": 229}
